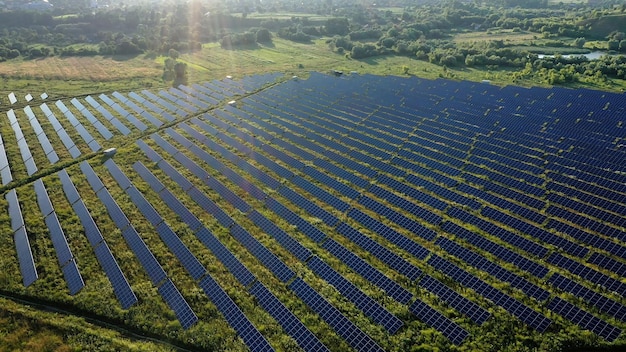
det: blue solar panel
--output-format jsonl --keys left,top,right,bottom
{"left": 136, "top": 139, "right": 163, "bottom": 163}
{"left": 409, "top": 298, "right": 469, "bottom": 346}
{"left": 289, "top": 277, "right": 384, "bottom": 352}
{"left": 547, "top": 253, "right": 626, "bottom": 296}
{"left": 348, "top": 208, "right": 429, "bottom": 261}
{"left": 157, "top": 188, "right": 204, "bottom": 232}
{"left": 357, "top": 195, "right": 437, "bottom": 241}
{"left": 441, "top": 221, "right": 548, "bottom": 278}
{"left": 588, "top": 252, "right": 626, "bottom": 278}
{"left": 419, "top": 275, "right": 490, "bottom": 325}
{"left": 368, "top": 185, "right": 442, "bottom": 225}
{"left": 158, "top": 278, "right": 198, "bottom": 329}
{"left": 308, "top": 256, "right": 404, "bottom": 333}
{"left": 230, "top": 224, "right": 295, "bottom": 283}
{"left": 548, "top": 297, "right": 621, "bottom": 342}
{"left": 125, "top": 187, "right": 163, "bottom": 227}
{"left": 155, "top": 222, "right": 206, "bottom": 280}
{"left": 335, "top": 222, "right": 422, "bottom": 281}
{"left": 428, "top": 255, "right": 551, "bottom": 332}
{"left": 549, "top": 273, "right": 626, "bottom": 323}
{"left": 44, "top": 213, "right": 73, "bottom": 266}
{"left": 247, "top": 210, "right": 311, "bottom": 262}
{"left": 13, "top": 226, "right": 38, "bottom": 287}
{"left": 62, "top": 260, "right": 85, "bottom": 295}
{"left": 199, "top": 275, "right": 274, "bottom": 352}
{"left": 80, "top": 161, "right": 105, "bottom": 194}
{"left": 276, "top": 186, "right": 338, "bottom": 226}
{"left": 121, "top": 226, "right": 167, "bottom": 286}
{"left": 435, "top": 237, "right": 550, "bottom": 301}
{"left": 249, "top": 282, "right": 329, "bottom": 352}
{"left": 94, "top": 241, "right": 138, "bottom": 309}
{"left": 96, "top": 188, "right": 130, "bottom": 230}
{"left": 104, "top": 159, "right": 133, "bottom": 190}
{"left": 186, "top": 186, "right": 234, "bottom": 228}
{"left": 264, "top": 197, "right": 327, "bottom": 243}
{"left": 132, "top": 161, "right": 166, "bottom": 193}
{"left": 70, "top": 98, "right": 114, "bottom": 140}
{"left": 34, "top": 179, "right": 54, "bottom": 217}
{"left": 7, "top": 189, "right": 25, "bottom": 232}
{"left": 322, "top": 238, "right": 413, "bottom": 304}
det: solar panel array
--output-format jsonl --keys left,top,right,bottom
{"left": 34, "top": 179, "right": 84, "bottom": 295}
{"left": 3, "top": 72, "right": 626, "bottom": 349}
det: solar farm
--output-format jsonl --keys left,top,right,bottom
{"left": 1, "top": 72, "right": 625, "bottom": 351}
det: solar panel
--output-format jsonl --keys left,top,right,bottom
{"left": 158, "top": 278, "right": 198, "bottom": 329}
{"left": 44, "top": 213, "right": 73, "bottom": 266}
{"left": 13, "top": 227, "right": 38, "bottom": 287}
{"left": 121, "top": 226, "right": 167, "bottom": 286}
{"left": 96, "top": 188, "right": 131, "bottom": 230}
{"left": 264, "top": 197, "right": 327, "bottom": 243}
{"left": 247, "top": 210, "right": 311, "bottom": 262}
{"left": 7, "top": 189, "right": 25, "bottom": 232}
{"left": 289, "top": 277, "right": 384, "bottom": 352}
{"left": 409, "top": 298, "right": 469, "bottom": 345}
{"left": 78, "top": 161, "right": 104, "bottom": 191}
{"left": 230, "top": 224, "right": 295, "bottom": 283}
{"left": 357, "top": 195, "right": 437, "bottom": 241}
{"left": 125, "top": 187, "right": 163, "bottom": 227}
{"left": 419, "top": 275, "right": 490, "bottom": 325}
{"left": 34, "top": 179, "right": 54, "bottom": 217}
{"left": 435, "top": 237, "right": 550, "bottom": 301}
{"left": 1, "top": 166, "right": 12, "bottom": 185}
{"left": 62, "top": 260, "right": 85, "bottom": 295}
{"left": 549, "top": 273, "right": 626, "bottom": 323}
{"left": 104, "top": 159, "right": 133, "bottom": 190}
{"left": 322, "top": 238, "right": 413, "bottom": 304}
{"left": 547, "top": 253, "right": 626, "bottom": 296}
{"left": 249, "top": 282, "right": 329, "bottom": 352}
{"left": 335, "top": 222, "right": 422, "bottom": 281}
{"left": 58, "top": 169, "right": 81, "bottom": 205}
{"left": 199, "top": 275, "right": 274, "bottom": 352}
{"left": 155, "top": 222, "right": 206, "bottom": 280}
{"left": 72, "top": 198, "right": 104, "bottom": 246}
{"left": 157, "top": 188, "right": 203, "bottom": 232}
{"left": 131, "top": 161, "right": 162, "bottom": 192}
{"left": 348, "top": 208, "right": 429, "bottom": 261}
{"left": 308, "top": 256, "right": 404, "bottom": 333}
{"left": 428, "top": 255, "right": 551, "bottom": 332}
{"left": 548, "top": 297, "right": 621, "bottom": 342}
{"left": 94, "top": 241, "right": 138, "bottom": 309}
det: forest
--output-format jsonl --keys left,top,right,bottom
{"left": 1, "top": 0, "right": 626, "bottom": 88}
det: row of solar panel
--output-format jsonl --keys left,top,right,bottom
{"left": 34, "top": 178, "right": 85, "bottom": 295}
{"left": 0, "top": 134, "right": 12, "bottom": 185}
{"left": 145, "top": 135, "right": 415, "bottom": 334}
{"left": 149, "top": 126, "right": 486, "bottom": 344}
{"left": 6, "top": 189, "right": 38, "bottom": 287}
{"left": 134, "top": 157, "right": 352, "bottom": 350}
{"left": 7, "top": 109, "right": 38, "bottom": 175}
{"left": 155, "top": 121, "right": 502, "bottom": 344}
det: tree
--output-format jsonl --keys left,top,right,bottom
{"left": 255, "top": 28, "right": 272, "bottom": 43}
{"left": 324, "top": 18, "right": 349, "bottom": 36}
{"left": 168, "top": 48, "right": 180, "bottom": 59}
{"left": 173, "top": 61, "right": 188, "bottom": 87}
{"left": 620, "top": 40, "right": 626, "bottom": 53}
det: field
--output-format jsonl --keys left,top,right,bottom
{"left": 1, "top": 65, "right": 626, "bottom": 352}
